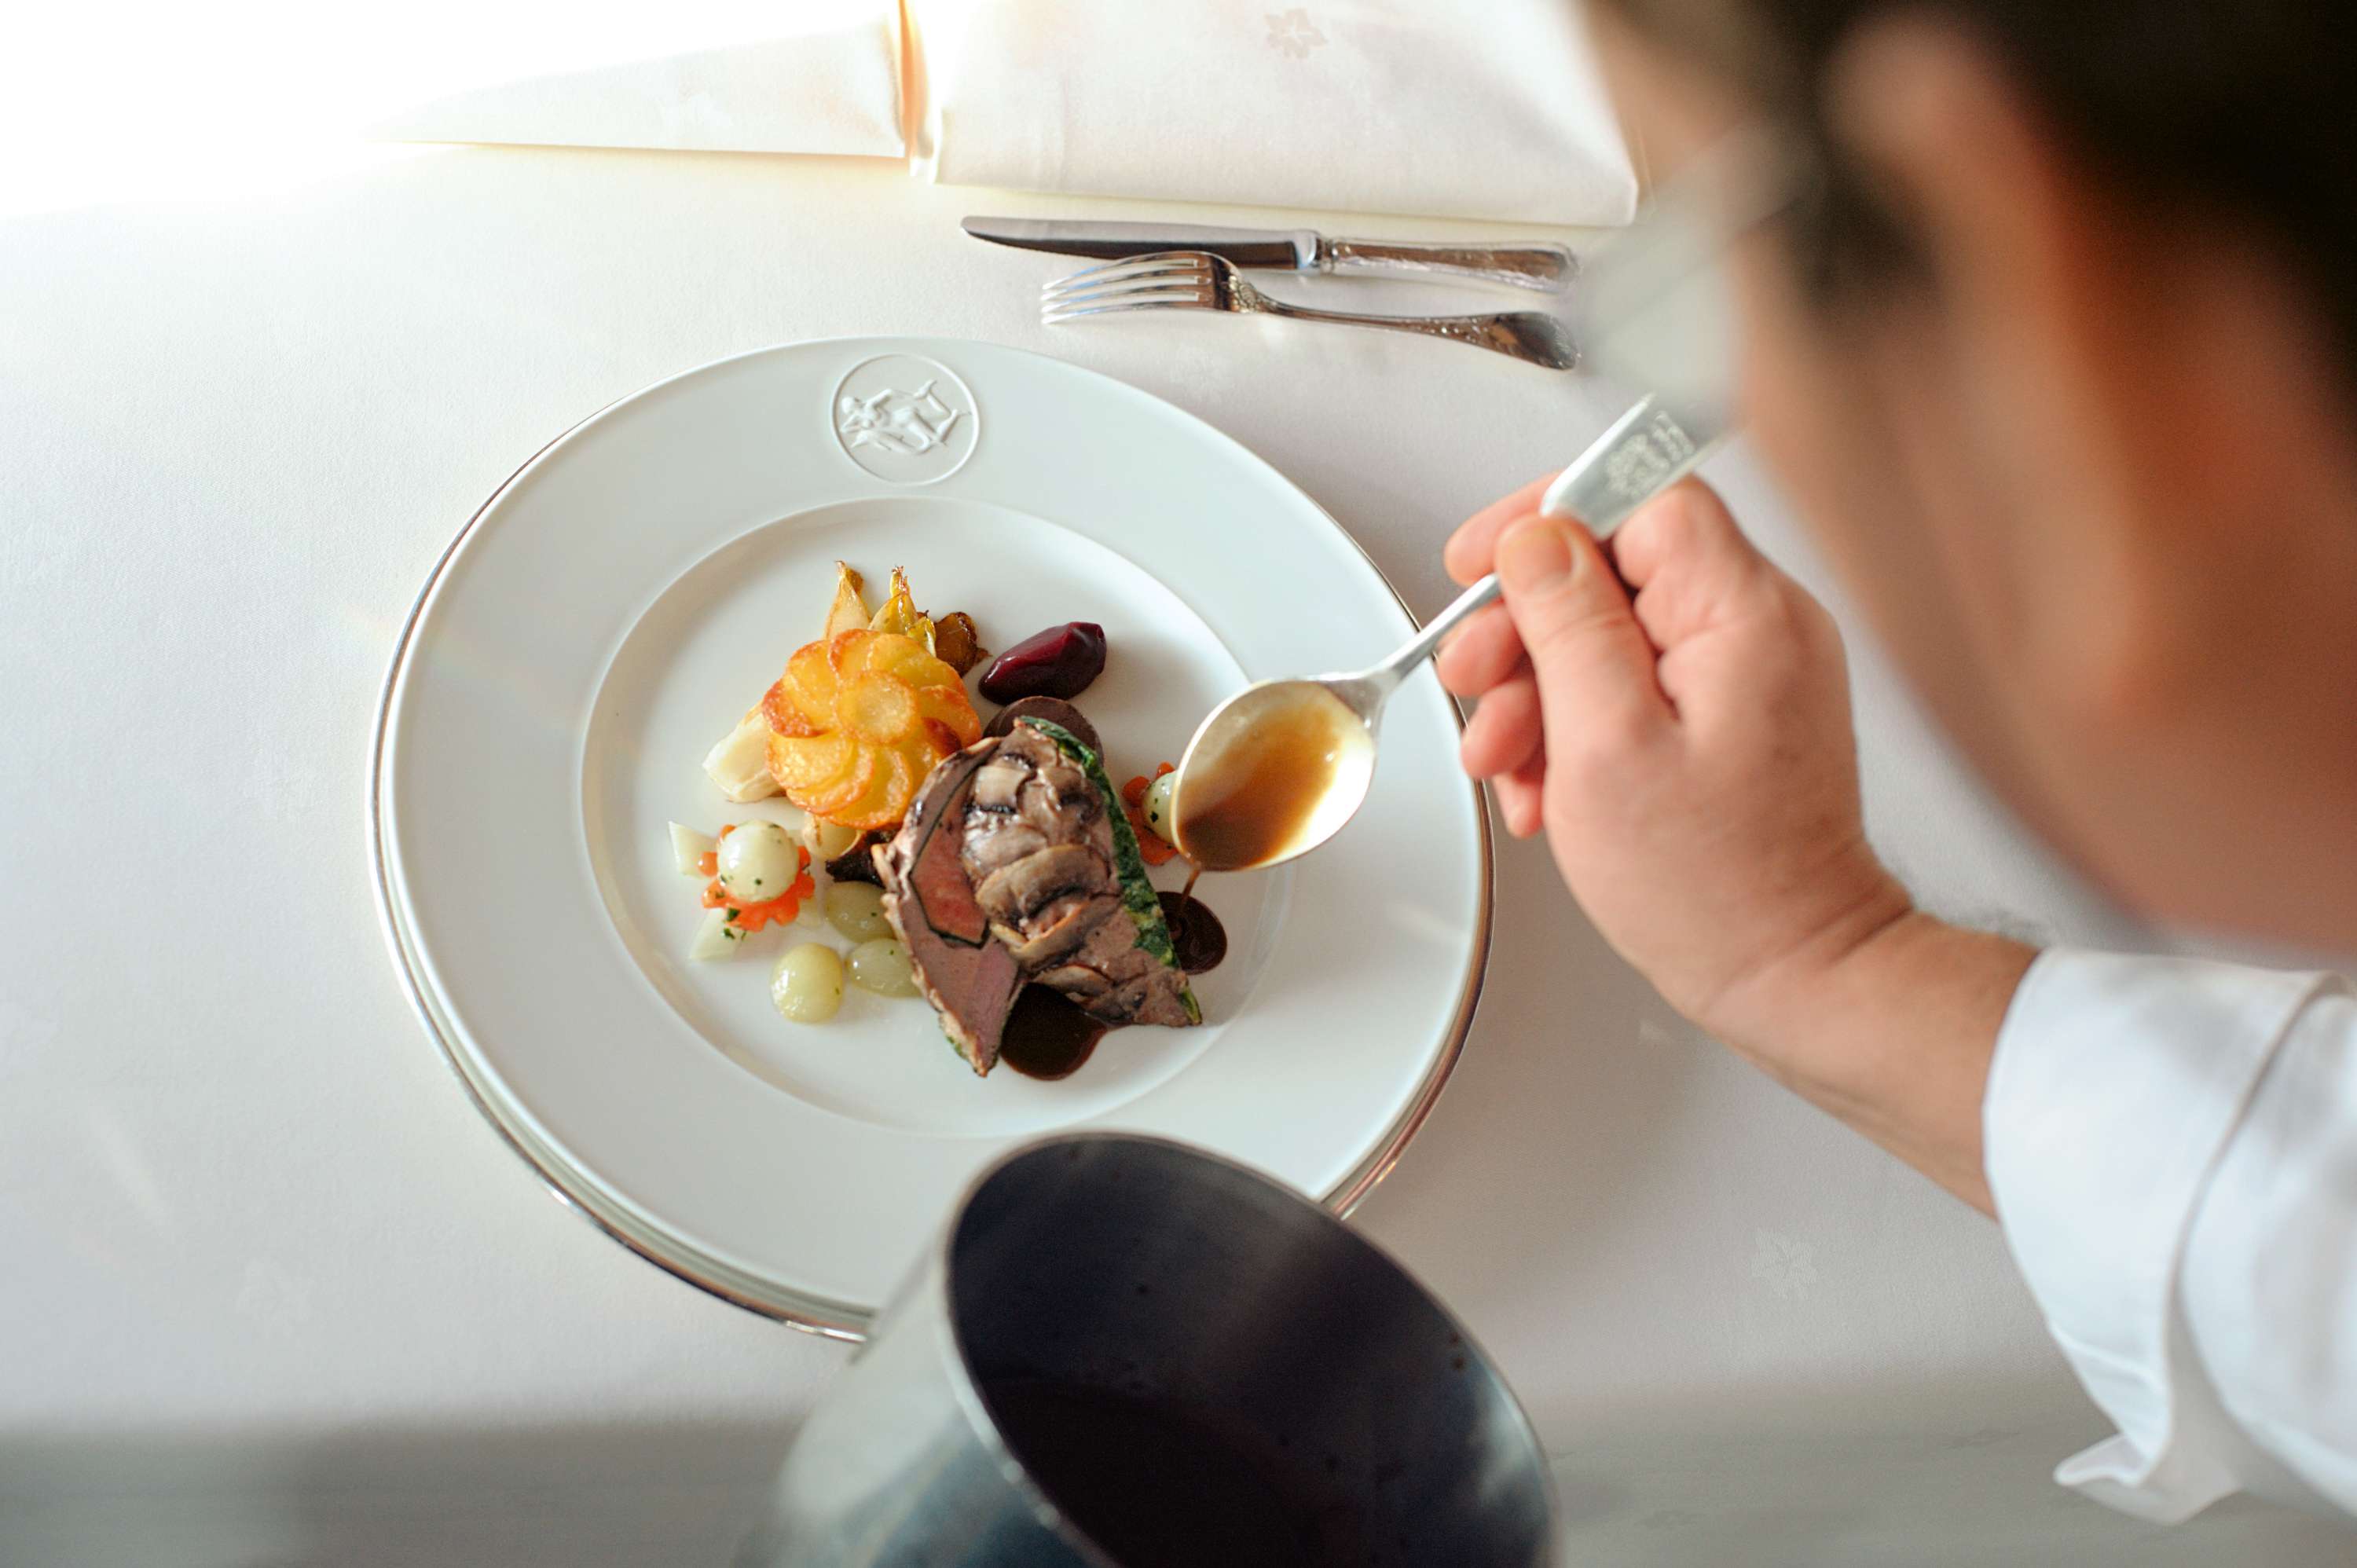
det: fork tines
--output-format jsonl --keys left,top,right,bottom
{"left": 1040, "top": 251, "right": 1220, "bottom": 325}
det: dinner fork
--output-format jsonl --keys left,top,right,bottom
{"left": 1040, "top": 251, "right": 1579, "bottom": 372}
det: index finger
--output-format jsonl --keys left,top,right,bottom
{"left": 1607, "top": 479, "right": 1775, "bottom": 651}
{"left": 1444, "top": 472, "right": 1560, "bottom": 585}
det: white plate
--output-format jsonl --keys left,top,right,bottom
{"left": 371, "top": 339, "right": 1490, "bottom": 1336}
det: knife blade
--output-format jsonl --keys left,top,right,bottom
{"left": 962, "top": 217, "right": 1574, "bottom": 293}
{"left": 966, "top": 217, "right": 1314, "bottom": 270}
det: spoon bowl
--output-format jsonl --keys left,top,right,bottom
{"left": 1170, "top": 677, "right": 1380, "bottom": 872}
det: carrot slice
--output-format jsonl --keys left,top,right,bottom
{"left": 711, "top": 855, "right": 816, "bottom": 932}
{"left": 1125, "top": 802, "right": 1179, "bottom": 866}
{"left": 1123, "top": 764, "right": 1179, "bottom": 864}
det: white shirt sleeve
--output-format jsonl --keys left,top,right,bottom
{"left": 1985, "top": 947, "right": 2357, "bottom": 1522}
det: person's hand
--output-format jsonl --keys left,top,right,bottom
{"left": 1439, "top": 475, "right": 1913, "bottom": 1049}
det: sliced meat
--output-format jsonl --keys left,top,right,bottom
{"left": 970, "top": 756, "right": 1027, "bottom": 815}
{"left": 876, "top": 741, "right": 1021, "bottom": 1075}
{"left": 973, "top": 842, "right": 1111, "bottom": 925}
{"left": 1006, "top": 732, "right": 1098, "bottom": 842}
{"left": 1017, "top": 789, "right": 1083, "bottom": 842}
{"left": 984, "top": 697, "right": 1101, "bottom": 759}
{"left": 906, "top": 815, "right": 988, "bottom": 946}
{"left": 966, "top": 723, "right": 1196, "bottom": 1030}
{"left": 994, "top": 892, "right": 1123, "bottom": 968}
{"left": 1069, "top": 908, "right": 1147, "bottom": 973}
{"left": 1032, "top": 962, "right": 1112, "bottom": 1002}
{"left": 1099, "top": 972, "right": 1197, "bottom": 1029}
{"left": 962, "top": 813, "right": 1050, "bottom": 878}
{"left": 1031, "top": 943, "right": 1193, "bottom": 1028}
{"left": 881, "top": 720, "right": 1197, "bottom": 1077}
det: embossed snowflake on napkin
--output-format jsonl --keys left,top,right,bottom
{"left": 1265, "top": 9, "right": 1327, "bottom": 58}
{"left": 1751, "top": 1229, "right": 1820, "bottom": 1301}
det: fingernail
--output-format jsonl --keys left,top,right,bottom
{"left": 1497, "top": 519, "right": 1573, "bottom": 591}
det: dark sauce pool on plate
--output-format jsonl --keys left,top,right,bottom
{"left": 1157, "top": 891, "right": 1227, "bottom": 974}
{"left": 1000, "top": 987, "right": 1109, "bottom": 1080}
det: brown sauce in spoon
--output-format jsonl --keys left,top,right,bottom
{"left": 1173, "top": 687, "right": 1368, "bottom": 871}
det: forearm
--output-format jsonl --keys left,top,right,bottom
{"left": 1710, "top": 910, "right": 2037, "bottom": 1214}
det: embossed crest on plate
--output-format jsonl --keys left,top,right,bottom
{"left": 830, "top": 354, "right": 978, "bottom": 485}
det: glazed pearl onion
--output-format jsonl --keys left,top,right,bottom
{"left": 1142, "top": 772, "right": 1178, "bottom": 844}
{"left": 808, "top": 817, "right": 863, "bottom": 862}
{"left": 717, "top": 821, "right": 799, "bottom": 903}
{"left": 824, "top": 881, "right": 893, "bottom": 943}
{"left": 847, "top": 938, "right": 918, "bottom": 997}
{"left": 772, "top": 943, "right": 845, "bottom": 1023}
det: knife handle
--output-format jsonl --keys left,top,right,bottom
{"left": 1324, "top": 238, "right": 1576, "bottom": 293}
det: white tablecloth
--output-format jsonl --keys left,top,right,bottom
{"left": 2, "top": 146, "right": 2346, "bottom": 1565}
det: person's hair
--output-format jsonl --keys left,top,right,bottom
{"left": 1607, "top": 1, "right": 2357, "bottom": 372}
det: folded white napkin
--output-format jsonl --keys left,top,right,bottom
{"left": 362, "top": 2, "right": 1630, "bottom": 225}
{"left": 911, "top": 0, "right": 1636, "bottom": 225}
{"left": 372, "top": 2, "right": 904, "bottom": 159}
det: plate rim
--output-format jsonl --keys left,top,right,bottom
{"left": 366, "top": 336, "right": 1494, "bottom": 1339}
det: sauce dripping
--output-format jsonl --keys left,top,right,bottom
{"left": 1172, "top": 685, "right": 1372, "bottom": 871}
{"left": 1157, "top": 891, "right": 1227, "bottom": 975}
{"left": 1000, "top": 986, "right": 1109, "bottom": 1080}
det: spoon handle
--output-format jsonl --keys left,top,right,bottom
{"left": 1537, "top": 395, "right": 1725, "bottom": 534}
{"left": 1373, "top": 574, "right": 1502, "bottom": 689}
{"left": 1367, "top": 395, "right": 1728, "bottom": 694}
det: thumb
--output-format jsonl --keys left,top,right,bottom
{"left": 1495, "top": 516, "right": 1672, "bottom": 758}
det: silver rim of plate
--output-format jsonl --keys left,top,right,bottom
{"left": 366, "top": 339, "right": 1494, "bottom": 1339}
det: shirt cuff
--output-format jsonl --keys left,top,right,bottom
{"left": 1984, "top": 947, "right": 2326, "bottom": 1522}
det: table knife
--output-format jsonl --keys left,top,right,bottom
{"left": 962, "top": 216, "right": 1574, "bottom": 294}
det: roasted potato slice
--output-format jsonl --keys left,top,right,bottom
{"left": 767, "top": 732, "right": 856, "bottom": 793}
{"left": 801, "top": 748, "right": 881, "bottom": 818}
{"left": 755, "top": 621, "right": 984, "bottom": 829}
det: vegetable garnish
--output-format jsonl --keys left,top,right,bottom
{"left": 705, "top": 562, "right": 984, "bottom": 806}
{"left": 980, "top": 621, "right": 1107, "bottom": 704}
{"left": 1122, "top": 763, "right": 1181, "bottom": 866}
{"left": 699, "top": 826, "right": 816, "bottom": 932}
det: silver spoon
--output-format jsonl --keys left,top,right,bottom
{"left": 1169, "top": 394, "right": 1728, "bottom": 872}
